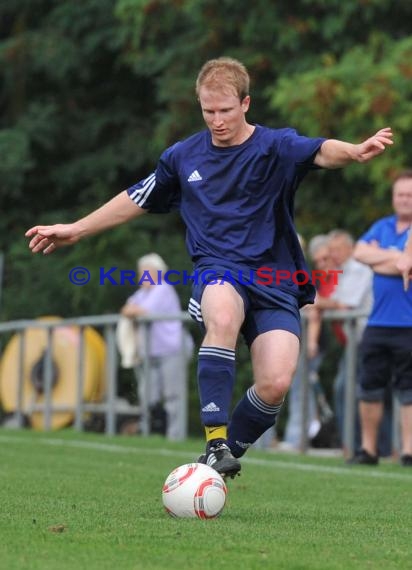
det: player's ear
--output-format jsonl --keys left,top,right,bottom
{"left": 241, "top": 95, "right": 250, "bottom": 113}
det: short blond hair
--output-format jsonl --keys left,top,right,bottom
{"left": 195, "top": 57, "right": 250, "bottom": 100}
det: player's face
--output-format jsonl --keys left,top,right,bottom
{"left": 198, "top": 86, "right": 250, "bottom": 147}
{"left": 392, "top": 178, "right": 412, "bottom": 221}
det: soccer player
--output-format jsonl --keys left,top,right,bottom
{"left": 26, "top": 57, "right": 393, "bottom": 478}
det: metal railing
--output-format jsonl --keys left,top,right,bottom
{"left": 0, "top": 313, "right": 192, "bottom": 437}
{"left": 299, "top": 309, "right": 400, "bottom": 458}
{"left": 0, "top": 310, "right": 399, "bottom": 456}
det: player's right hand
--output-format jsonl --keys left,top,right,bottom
{"left": 25, "top": 224, "right": 80, "bottom": 254}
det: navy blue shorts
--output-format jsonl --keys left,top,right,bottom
{"left": 187, "top": 267, "right": 301, "bottom": 348}
{"left": 358, "top": 326, "right": 412, "bottom": 404}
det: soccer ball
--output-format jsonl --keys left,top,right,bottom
{"left": 162, "top": 463, "right": 227, "bottom": 519}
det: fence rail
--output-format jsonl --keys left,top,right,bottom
{"left": 0, "top": 311, "right": 399, "bottom": 456}
{"left": 0, "top": 313, "right": 191, "bottom": 438}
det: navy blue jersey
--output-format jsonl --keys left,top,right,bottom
{"left": 127, "top": 125, "right": 325, "bottom": 305}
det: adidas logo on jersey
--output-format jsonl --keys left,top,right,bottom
{"left": 201, "top": 402, "right": 220, "bottom": 412}
{"left": 187, "top": 170, "right": 202, "bottom": 182}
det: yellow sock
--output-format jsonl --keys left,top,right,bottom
{"left": 205, "top": 425, "right": 227, "bottom": 443}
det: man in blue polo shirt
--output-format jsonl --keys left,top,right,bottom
{"left": 26, "top": 57, "right": 393, "bottom": 478}
{"left": 351, "top": 170, "right": 412, "bottom": 466}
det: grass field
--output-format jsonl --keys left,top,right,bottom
{"left": 1, "top": 429, "right": 411, "bottom": 570}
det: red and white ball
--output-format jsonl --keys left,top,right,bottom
{"left": 162, "top": 463, "right": 227, "bottom": 519}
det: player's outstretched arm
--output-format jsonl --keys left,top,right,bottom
{"left": 26, "top": 191, "right": 145, "bottom": 255}
{"left": 314, "top": 127, "right": 394, "bottom": 169}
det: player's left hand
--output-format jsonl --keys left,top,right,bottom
{"left": 356, "top": 127, "right": 394, "bottom": 162}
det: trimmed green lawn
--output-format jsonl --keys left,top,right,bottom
{"left": 1, "top": 429, "right": 411, "bottom": 570}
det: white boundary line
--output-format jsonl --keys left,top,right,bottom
{"left": 1, "top": 433, "right": 412, "bottom": 482}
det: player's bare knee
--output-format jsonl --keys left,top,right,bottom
{"left": 206, "top": 311, "right": 240, "bottom": 339}
{"left": 256, "top": 376, "right": 291, "bottom": 404}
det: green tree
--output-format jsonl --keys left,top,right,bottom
{"left": 0, "top": 0, "right": 187, "bottom": 318}
{"left": 268, "top": 34, "right": 412, "bottom": 234}
{"left": 2, "top": 0, "right": 412, "bottom": 320}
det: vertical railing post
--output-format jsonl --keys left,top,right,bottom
{"left": 15, "top": 331, "right": 26, "bottom": 428}
{"left": 104, "top": 323, "right": 117, "bottom": 436}
{"left": 42, "top": 325, "right": 54, "bottom": 431}
{"left": 74, "top": 326, "right": 86, "bottom": 431}
{"left": 180, "top": 329, "right": 188, "bottom": 440}
{"left": 299, "top": 313, "right": 309, "bottom": 453}
{"left": 343, "top": 316, "right": 357, "bottom": 458}
{"left": 139, "top": 321, "right": 151, "bottom": 436}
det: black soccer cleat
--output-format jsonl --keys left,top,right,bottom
{"left": 198, "top": 442, "right": 241, "bottom": 479}
{"left": 347, "top": 448, "right": 379, "bottom": 466}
